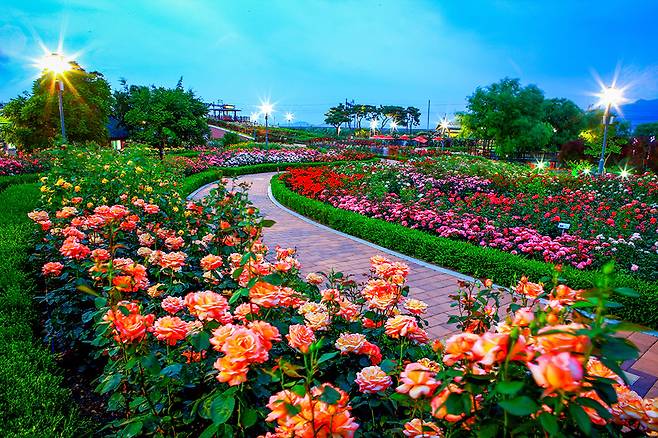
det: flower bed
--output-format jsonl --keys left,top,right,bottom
{"left": 281, "top": 158, "right": 658, "bottom": 282}
{"left": 27, "top": 147, "right": 658, "bottom": 436}
{"left": 0, "top": 152, "right": 45, "bottom": 176}
{"left": 173, "top": 147, "right": 376, "bottom": 175}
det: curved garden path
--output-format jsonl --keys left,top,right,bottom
{"left": 191, "top": 172, "right": 658, "bottom": 397}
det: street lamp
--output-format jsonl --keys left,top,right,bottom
{"left": 38, "top": 52, "right": 72, "bottom": 143}
{"left": 390, "top": 120, "right": 398, "bottom": 133}
{"left": 369, "top": 119, "right": 378, "bottom": 136}
{"left": 259, "top": 101, "right": 274, "bottom": 149}
{"left": 285, "top": 112, "right": 294, "bottom": 126}
{"left": 595, "top": 84, "right": 626, "bottom": 175}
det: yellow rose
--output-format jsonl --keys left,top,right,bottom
{"left": 40, "top": 185, "right": 49, "bottom": 193}
{"left": 101, "top": 178, "right": 108, "bottom": 184}
{"left": 87, "top": 202, "right": 93, "bottom": 208}
{"left": 74, "top": 185, "right": 81, "bottom": 192}
{"left": 173, "top": 206, "right": 179, "bottom": 213}
{"left": 135, "top": 166, "right": 144, "bottom": 174}
{"left": 55, "top": 178, "right": 66, "bottom": 186}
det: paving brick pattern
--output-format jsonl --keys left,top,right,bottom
{"left": 191, "top": 172, "right": 658, "bottom": 397}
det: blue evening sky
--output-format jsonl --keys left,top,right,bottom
{"left": 1, "top": 0, "right": 657, "bottom": 125}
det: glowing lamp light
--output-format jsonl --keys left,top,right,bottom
{"left": 285, "top": 112, "right": 294, "bottom": 123}
{"left": 582, "top": 167, "right": 591, "bottom": 175}
{"left": 619, "top": 166, "right": 632, "bottom": 179}
{"left": 596, "top": 86, "right": 626, "bottom": 110}
{"left": 369, "top": 119, "right": 378, "bottom": 130}
{"left": 390, "top": 120, "right": 398, "bottom": 131}
{"left": 37, "top": 52, "right": 71, "bottom": 75}
{"left": 250, "top": 112, "right": 259, "bottom": 123}
{"left": 439, "top": 118, "right": 450, "bottom": 130}
{"left": 535, "top": 160, "right": 547, "bottom": 170}
{"left": 259, "top": 101, "right": 274, "bottom": 116}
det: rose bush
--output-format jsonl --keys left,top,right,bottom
{"left": 29, "top": 148, "right": 657, "bottom": 436}
{"left": 0, "top": 151, "right": 46, "bottom": 175}
{"left": 282, "top": 158, "right": 658, "bottom": 281}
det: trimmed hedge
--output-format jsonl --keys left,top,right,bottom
{"left": 271, "top": 175, "right": 658, "bottom": 329}
{"left": 0, "top": 173, "right": 41, "bottom": 192}
{"left": 0, "top": 183, "right": 87, "bottom": 436}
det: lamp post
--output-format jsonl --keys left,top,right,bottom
{"left": 259, "top": 101, "right": 274, "bottom": 150}
{"left": 595, "top": 84, "right": 625, "bottom": 175}
{"left": 39, "top": 52, "right": 71, "bottom": 143}
{"left": 369, "top": 119, "right": 378, "bottom": 136}
{"left": 250, "top": 112, "right": 259, "bottom": 141}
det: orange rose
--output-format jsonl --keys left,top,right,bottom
{"left": 151, "top": 316, "right": 189, "bottom": 345}
{"left": 250, "top": 281, "right": 283, "bottom": 308}
{"left": 396, "top": 362, "right": 440, "bottom": 399}
{"left": 515, "top": 276, "right": 544, "bottom": 299}
{"left": 403, "top": 418, "right": 443, "bottom": 437}
{"left": 200, "top": 254, "right": 223, "bottom": 271}
{"left": 512, "top": 307, "right": 535, "bottom": 326}
{"left": 161, "top": 296, "right": 186, "bottom": 314}
{"left": 234, "top": 303, "right": 260, "bottom": 323}
{"left": 213, "top": 356, "right": 249, "bottom": 386}
{"left": 431, "top": 384, "right": 466, "bottom": 422}
{"left": 305, "top": 272, "right": 324, "bottom": 285}
{"left": 185, "top": 290, "right": 230, "bottom": 322}
{"left": 404, "top": 299, "right": 428, "bottom": 315}
{"left": 210, "top": 324, "right": 237, "bottom": 351}
{"left": 528, "top": 352, "right": 583, "bottom": 395}
{"left": 442, "top": 333, "right": 480, "bottom": 365}
{"left": 286, "top": 324, "right": 315, "bottom": 353}
{"left": 385, "top": 315, "right": 420, "bottom": 339}
{"left": 159, "top": 251, "right": 187, "bottom": 271}
{"left": 335, "top": 333, "right": 367, "bottom": 354}
{"left": 248, "top": 320, "right": 281, "bottom": 350}
{"left": 220, "top": 327, "right": 268, "bottom": 363}
{"left": 42, "top": 262, "right": 64, "bottom": 277}
{"left": 536, "top": 324, "right": 590, "bottom": 355}
{"left": 355, "top": 365, "right": 392, "bottom": 393}
{"left": 304, "top": 311, "right": 331, "bottom": 331}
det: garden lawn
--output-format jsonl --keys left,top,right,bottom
{"left": 0, "top": 181, "right": 86, "bottom": 436}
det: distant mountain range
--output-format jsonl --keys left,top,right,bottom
{"left": 620, "top": 98, "right": 658, "bottom": 127}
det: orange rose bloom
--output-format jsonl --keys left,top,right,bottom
{"left": 528, "top": 352, "right": 583, "bottom": 395}
{"left": 304, "top": 311, "right": 331, "bottom": 331}
{"left": 250, "top": 281, "right": 283, "bottom": 308}
{"left": 234, "top": 303, "right": 260, "bottom": 323}
{"left": 42, "top": 262, "right": 64, "bottom": 277}
{"left": 536, "top": 324, "right": 590, "bottom": 355}
{"left": 200, "top": 254, "right": 223, "bottom": 271}
{"left": 161, "top": 296, "right": 186, "bottom": 314}
{"left": 335, "top": 333, "right": 367, "bottom": 354}
{"left": 105, "top": 302, "right": 154, "bottom": 344}
{"left": 404, "top": 299, "right": 428, "bottom": 315}
{"left": 220, "top": 327, "right": 269, "bottom": 363}
{"left": 385, "top": 315, "right": 420, "bottom": 339}
{"left": 213, "top": 356, "right": 249, "bottom": 386}
{"left": 403, "top": 418, "right": 444, "bottom": 437}
{"left": 151, "top": 316, "right": 189, "bottom": 345}
{"left": 305, "top": 272, "right": 324, "bottom": 285}
{"left": 396, "top": 362, "right": 440, "bottom": 399}
{"left": 515, "top": 276, "right": 544, "bottom": 299}
{"left": 185, "top": 290, "right": 230, "bottom": 322}
{"left": 355, "top": 365, "right": 392, "bottom": 393}
{"left": 248, "top": 320, "right": 281, "bottom": 350}
{"left": 210, "top": 324, "right": 237, "bottom": 351}
{"left": 159, "top": 251, "right": 187, "bottom": 271}
{"left": 286, "top": 324, "right": 316, "bottom": 353}
{"left": 431, "top": 384, "right": 466, "bottom": 422}
{"left": 442, "top": 333, "right": 480, "bottom": 366}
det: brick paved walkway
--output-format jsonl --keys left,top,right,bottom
{"left": 191, "top": 172, "right": 658, "bottom": 397}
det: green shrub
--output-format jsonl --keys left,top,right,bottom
{"left": 0, "top": 182, "right": 87, "bottom": 436}
{"left": 271, "top": 175, "right": 658, "bottom": 329}
{"left": 0, "top": 173, "right": 41, "bottom": 192}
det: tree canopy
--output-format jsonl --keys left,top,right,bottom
{"left": 634, "top": 122, "right": 658, "bottom": 137}
{"left": 324, "top": 103, "right": 421, "bottom": 134}
{"left": 114, "top": 79, "right": 209, "bottom": 158}
{"left": 458, "top": 78, "right": 586, "bottom": 155}
{"left": 0, "top": 62, "right": 112, "bottom": 151}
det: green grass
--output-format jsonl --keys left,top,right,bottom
{"left": 271, "top": 175, "right": 658, "bottom": 330}
{"left": 0, "top": 183, "right": 87, "bottom": 437}
{"left": 0, "top": 173, "right": 41, "bottom": 192}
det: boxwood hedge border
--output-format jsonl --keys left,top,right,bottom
{"left": 270, "top": 174, "right": 658, "bottom": 330}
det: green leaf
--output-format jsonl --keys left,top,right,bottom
{"left": 444, "top": 392, "right": 464, "bottom": 415}
{"left": 317, "top": 351, "right": 339, "bottom": 365}
{"left": 569, "top": 403, "right": 591, "bottom": 435}
{"left": 319, "top": 385, "right": 341, "bottom": 405}
{"left": 538, "top": 412, "right": 558, "bottom": 435}
{"left": 210, "top": 394, "right": 235, "bottom": 425}
{"left": 190, "top": 331, "right": 210, "bottom": 351}
{"left": 199, "top": 423, "right": 219, "bottom": 438}
{"left": 614, "top": 287, "right": 639, "bottom": 298}
{"left": 495, "top": 381, "right": 524, "bottom": 395}
{"left": 380, "top": 359, "right": 396, "bottom": 373}
{"left": 241, "top": 408, "right": 258, "bottom": 428}
{"left": 261, "top": 219, "right": 276, "bottom": 228}
{"left": 99, "top": 373, "right": 123, "bottom": 394}
{"left": 262, "top": 273, "right": 283, "bottom": 286}
{"left": 577, "top": 397, "right": 611, "bottom": 420}
{"left": 161, "top": 364, "right": 183, "bottom": 378}
{"left": 121, "top": 421, "right": 143, "bottom": 437}
{"left": 498, "top": 396, "right": 539, "bottom": 416}
{"left": 291, "top": 384, "right": 306, "bottom": 397}
{"left": 228, "top": 288, "right": 249, "bottom": 305}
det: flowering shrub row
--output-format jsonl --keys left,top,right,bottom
{"left": 172, "top": 147, "right": 375, "bottom": 175}
{"left": 282, "top": 159, "right": 658, "bottom": 281}
{"left": 28, "top": 148, "right": 657, "bottom": 436}
{"left": 0, "top": 152, "right": 45, "bottom": 175}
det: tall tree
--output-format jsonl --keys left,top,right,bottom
{"left": 324, "top": 104, "right": 350, "bottom": 135}
{"left": 458, "top": 78, "right": 553, "bottom": 156}
{"left": 376, "top": 105, "right": 406, "bottom": 130}
{"left": 634, "top": 122, "right": 658, "bottom": 137}
{"left": 1, "top": 62, "right": 112, "bottom": 151}
{"left": 121, "top": 80, "right": 209, "bottom": 159}
{"left": 543, "top": 98, "right": 585, "bottom": 149}
{"left": 403, "top": 106, "right": 421, "bottom": 133}
{"left": 353, "top": 104, "right": 377, "bottom": 130}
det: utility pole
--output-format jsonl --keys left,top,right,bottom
{"left": 426, "top": 99, "right": 430, "bottom": 131}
